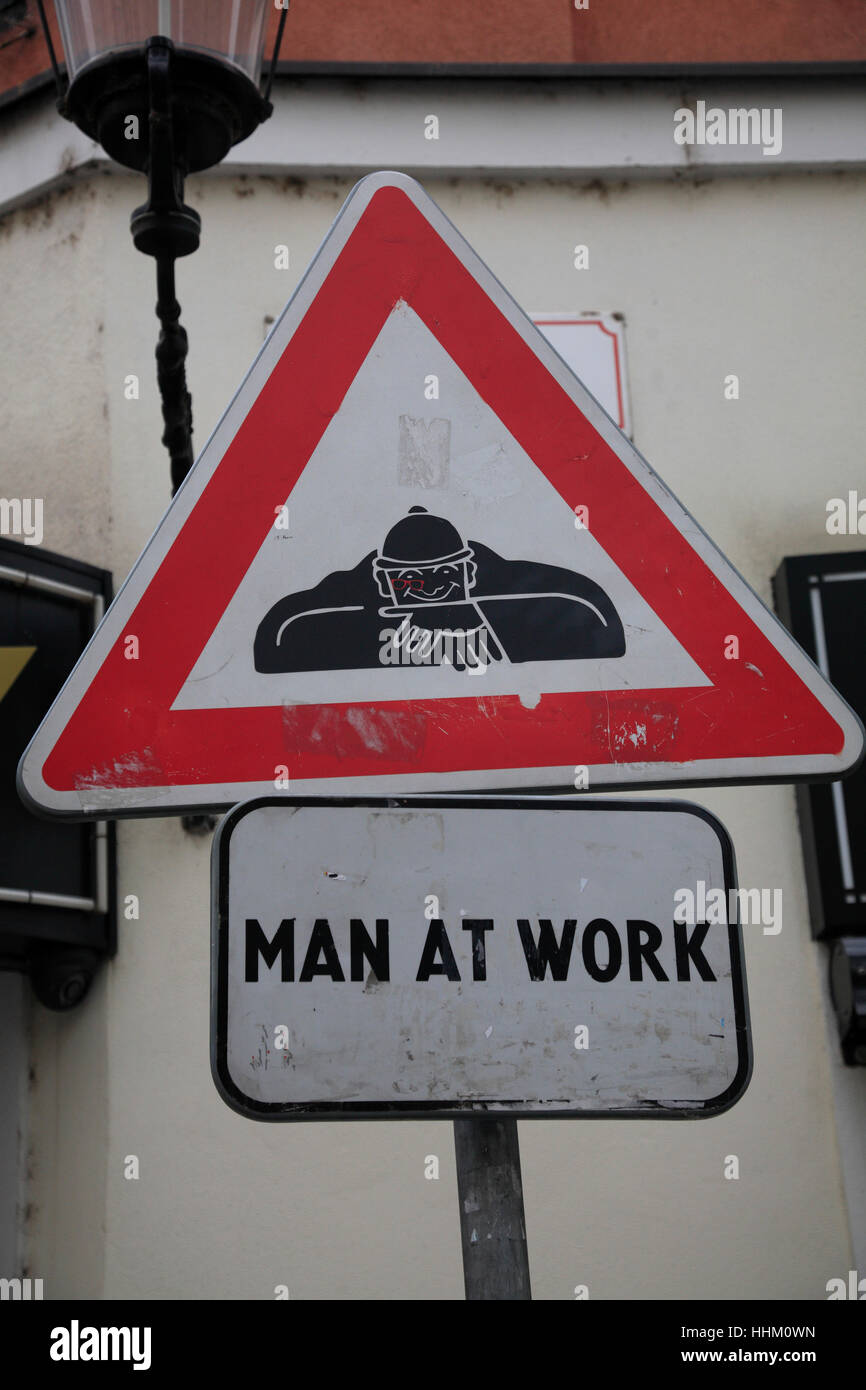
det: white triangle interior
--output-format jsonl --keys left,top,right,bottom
{"left": 174, "top": 302, "right": 709, "bottom": 711}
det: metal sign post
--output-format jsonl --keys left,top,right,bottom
{"left": 454, "top": 1117, "right": 531, "bottom": 1300}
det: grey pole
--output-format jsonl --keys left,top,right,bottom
{"left": 453, "top": 1116, "right": 531, "bottom": 1300}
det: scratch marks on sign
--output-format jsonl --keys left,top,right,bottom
{"left": 76, "top": 750, "right": 158, "bottom": 788}
{"left": 250, "top": 1023, "right": 293, "bottom": 1073}
{"left": 321, "top": 867, "right": 368, "bottom": 887}
{"left": 398, "top": 415, "right": 451, "bottom": 489}
{"left": 366, "top": 808, "right": 445, "bottom": 856}
{"left": 590, "top": 696, "right": 680, "bottom": 760}
{"left": 451, "top": 441, "right": 522, "bottom": 500}
{"left": 74, "top": 751, "right": 163, "bottom": 810}
{"left": 282, "top": 701, "right": 428, "bottom": 761}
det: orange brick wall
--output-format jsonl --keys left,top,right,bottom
{"left": 2, "top": 0, "right": 864, "bottom": 107}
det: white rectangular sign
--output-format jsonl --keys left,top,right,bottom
{"left": 532, "top": 312, "right": 632, "bottom": 437}
{"left": 212, "top": 798, "right": 751, "bottom": 1120}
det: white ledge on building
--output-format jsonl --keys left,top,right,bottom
{"left": 1, "top": 77, "right": 865, "bottom": 217}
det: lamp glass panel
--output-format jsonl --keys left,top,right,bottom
{"left": 55, "top": 1, "right": 270, "bottom": 81}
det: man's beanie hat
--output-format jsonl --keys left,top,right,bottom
{"left": 378, "top": 507, "right": 473, "bottom": 568}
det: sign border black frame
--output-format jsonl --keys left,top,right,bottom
{"left": 211, "top": 795, "right": 751, "bottom": 1122}
{"left": 0, "top": 536, "right": 116, "bottom": 965}
{"left": 774, "top": 550, "right": 866, "bottom": 939}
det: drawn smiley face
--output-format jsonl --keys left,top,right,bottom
{"left": 392, "top": 563, "right": 464, "bottom": 603}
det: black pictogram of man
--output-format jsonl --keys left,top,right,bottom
{"left": 254, "top": 506, "right": 625, "bottom": 673}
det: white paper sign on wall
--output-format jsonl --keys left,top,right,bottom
{"left": 532, "top": 312, "right": 632, "bottom": 437}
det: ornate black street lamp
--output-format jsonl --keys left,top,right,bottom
{"left": 36, "top": 1, "right": 288, "bottom": 492}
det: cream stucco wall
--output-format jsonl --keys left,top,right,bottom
{"left": 2, "top": 163, "right": 864, "bottom": 1299}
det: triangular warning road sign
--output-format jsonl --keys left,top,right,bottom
{"left": 19, "top": 172, "right": 863, "bottom": 816}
